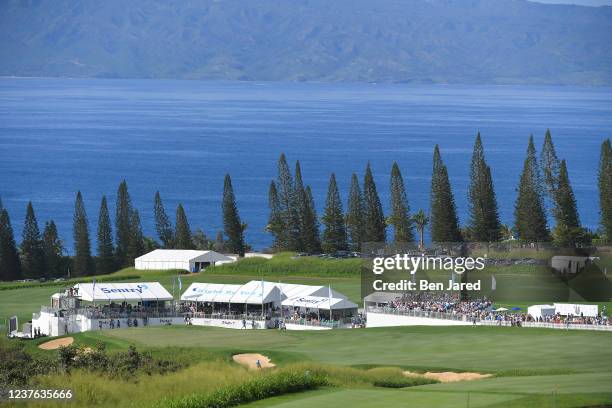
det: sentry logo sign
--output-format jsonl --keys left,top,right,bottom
{"left": 100, "top": 284, "right": 149, "bottom": 294}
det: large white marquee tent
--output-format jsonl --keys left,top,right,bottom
{"left": 527, "top": 303, "right": 599, "bottom": 318}
{"left": 181, "top": 280, "right": 357, "bottom": 313}
{"left": 135, "top": 249, "right": 233, "bottom": 272}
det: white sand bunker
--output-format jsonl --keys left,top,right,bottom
{"left": 232, "top": 353, "right": 275, "bottom": 370}
{"left": 38, "top": 337, "right": 74, "bottom": 350}
{"left": 404, "top": 370, "right": 492, "bottom": 383}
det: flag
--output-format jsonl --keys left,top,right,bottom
{"left": 328, "top": 285, "right": 333, "bottom": 320}
{"left": 261, "top": 278, "right": 265, "bottom": 314}
{"left": 178, "top": 275, "right": 183, "bottom": 290}
{"left": 278, "top": 280, "right": 284, "bottom": 319}
{"left": 491, "top": 275, "right": 497, "bottom": 291}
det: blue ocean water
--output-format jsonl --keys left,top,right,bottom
{"left": 0, "top": 78, "right": 610, "bottom": 251}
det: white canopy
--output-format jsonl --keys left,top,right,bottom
{"left": 277, "top": 283, "right": 347, "bottom": 300}
{"left": 282, "top": 296, "right": 358, "bottom": 310}
{"left": 553, "top": 303, "right": 598, "bottom": 317}
{"left": 180, "top": 280, "right": 350, "bottom": 307}
{"left": 181, "top": 281, "right": 281, "bottom": 305}
{"left": 181, "top": 283, "right": 242, "bottom": 302}
{"left": 527, "top": 304, "right": 555, "bottom": 319}
{"left": 227, "top": 280, "right": 281, "bottom": 305}
{"left": 74, "top": 282, "right": 172, "bottom": 302}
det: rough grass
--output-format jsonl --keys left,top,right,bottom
{"left": 23, "top": 360, "right": 252, "bottom": 408}
{"left": 158, "top": 368, "right": 328, "bottom": 408}
{"left": 206, "top": 252, "right": 362, "bottom": 277}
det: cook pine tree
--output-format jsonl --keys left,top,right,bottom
{"left": 514, "top": 136, "right": 549, "bottom": 243}
{"left": 599, "top": 139, "right": 612, "bottom": 242}
{"left": 174, "top": 203, "right": 194, "bottom": 249}
{"left": 388, "top": 162, "right": 414, "bottom": 244}
{"left": 42, "top": 220, "right": 64, "bottom": 278}
{"left": 97, "top": 195, "right": 116, "bottom": 274}
{"left": 266, "top": 181, "right": 284, "bottom": 251}
{"left": 540, "top": 129, "right": 561, "bottom": 215}
{"left": 346, "top": 173, "right": 365, "bottom": 251}
{"left": 126, "top": 209, "right": 145, "bottom": 261}
{"left": 362, "top": 163, "right": 386, "bottom": 243}
{"left": 467, "top": 133, "right": 501, "bottom": 242}
{"left": 294, "top": 161, "right": 321, "bottom": 253}
{"left": 154, "top": 191, "right": 174, "bottom": 248}
{"left": 73, "top": 191, "right": 94, "bottom": 276}
{"left": 304, "top": 185, "right": 322, "bottom": 253}
{"left": 430, "top": 145, "right": 462, "bottom": 243}
{"left": 20, "top": 201, "right": 46, "bottom": 279}
{"left": 552, "top": 160, "right": 582, "bottom": 246}
{"left": 222, "top": 174, "right": 246, "bottom": 256}
{"left": 115, "top": 180, "right": 133, "bottom": 267}
{"left": 276, "top": 154, "right": 301, "bottom": 251}
{"left": 0, "top": 208, "right": 22, "bottom": 281}
{"left": 321, "top": 173, "right": 348, "bottom": 253}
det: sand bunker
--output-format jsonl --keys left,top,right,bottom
{"left": 38, "top": 337, "right": 74, "bottom": 350}
{"left": 404, "top": 370, "right": 492, "bottom": 383}
{"left": 232, "top": 353, "right": 275, "bottom": 370}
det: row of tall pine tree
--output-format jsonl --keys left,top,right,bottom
{"left": 1, "top": 132, "right": 611, "bottom": 281}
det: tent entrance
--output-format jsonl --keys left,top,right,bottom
{"left": 193, "top": 262, "right": 211, "bottom": 272}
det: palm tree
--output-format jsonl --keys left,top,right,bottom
{"left": 412, "top": 209, "right": 429, "bottom": 250}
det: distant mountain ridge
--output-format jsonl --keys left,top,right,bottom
{"left": 1, "top": 0, "right": 611, "bottom": 85}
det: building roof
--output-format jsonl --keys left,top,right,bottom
{"left": 135, "top": 249, "right": 232, "bottom": 263}
{"left": 74, "top": 282, "right": 173, "bottom": 302}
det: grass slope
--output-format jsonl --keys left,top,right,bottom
{"left": 94, "top": 325, "right": 612, "bottom": 374}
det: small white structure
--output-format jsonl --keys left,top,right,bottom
{"left": 550, "top": 256, "right": 590, "bottom": 274}
{"left": 553, "top": 303, "right": 598, "bottom": 317}
{"left": 527, "top": 303, "right": 598, "bottom": 318}
{"left": 527, "top": 304, "right": 556, "bottom": 320}
{"left": 135, "top": 249, "right": 233, "bottom": 272}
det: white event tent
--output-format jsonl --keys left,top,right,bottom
{"left": 527, "top": 303, "right": 598, "bottom": 318}
{"left": 553, "top": 303, "right": 598, "bottom": 317}
{"left": 527, "top": 304, "right": 556, "bottom": 320}
{"left": 74, "top": 282, "right": 173, "bottom": 302}
{"left": 135, "top": 249, "right": 233, "bottom": 272}
{"left": 180, "top": 280, "right": 356, "bottom": 315}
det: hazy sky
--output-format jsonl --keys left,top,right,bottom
{"left": 533, "top": 0, "right": 612, "bottom": 5}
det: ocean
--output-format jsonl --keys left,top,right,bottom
{"left": 1, "top": 78, "right": 611, "bottom": 251}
